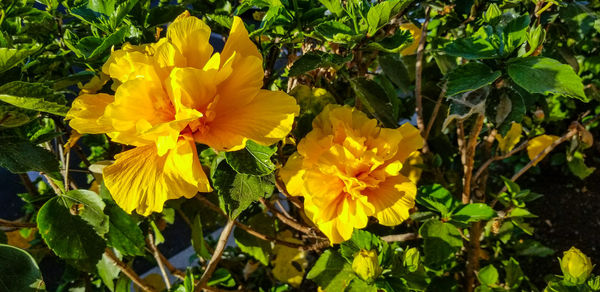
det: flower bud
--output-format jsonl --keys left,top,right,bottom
{"left": 560, "top": 247, "right": 593, "bottom": 284}
{"left": 587, "top": 275, "right": 600, "bottom": 290}
{"left": 352, "top": 249, "right": 382, "bottom": 283}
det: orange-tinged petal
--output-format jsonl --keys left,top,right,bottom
{"left": 66, "top": 93, "right": 114, "bottom": 134}
{"left": 103, "top": 137, "right": 211, "bottom": 216}
{"left": 366, "top": 174, "right": 416, "bottom": 226}
{"left": 166, "top": 11, "right": 213, "bottom": 69}
{"left": 195, "top": 90, "right": 299, "bottom": 151}
{"left": 527, "top": 134, "right": 560, "bottom": 166}
{"left": 215, "top": 54, "right": 264, "bottom": 110}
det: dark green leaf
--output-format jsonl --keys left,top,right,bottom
{"left": 349, "top": 78, "right": 397, "bottom": 127}
{"left": 37, "top": 197, "right": 105, "bottom": 268}
{"left": 233, "top": 212, "right": 274, "bottom": 265}
{"left": 507, "top": 57, "right": 587, "bottom": 101}
{"left": 289, "top": 51, "right": 353, "bottom": 77}
{"left": 0, "top": 136, "right": 60, "bottom": 175}
{"left": 513, "top": 239, "right": 554, "bottom": 257}
{"left": 418, "top": 220, "right": 463, "bottom": 266}
{"left": 191, "top": 215, "right": 211, "bottom": 260}
{"left": 315, "top": 21, "right": 359, "bottom": 43}
{"left": 450, "top": 203, "right": 496, "bottom": 224}
{"left": 0, "top": 244, "right": 45, "bottom": 292}
{"left": 446, "top": 62, "right": 501, "bottom": 96}
{"left": 502, "top": 15, "right": 530, "bottom": 55}
{"left": 225, "top": 140, "right": 276, "bottom": 176}
{"left": 0, "top": 82, "right": 68, "bottom": 116}
{"left": 443, "top": 33, "right": 498, "bottom": 59}
{"left": 105, "top": 203, "right": 145, "bottom": 256}
{"left": 208, "top": 268, "right": 236, "bottom": 288}
{"left": 211, "top": 161, "right": 274, "bottom": 219}
{"left": 567, "top": 150, "right": 595, "bottom": 179}
{"left": 61, "top": 190, "right": 109, "bottom": 236}
{"left": 416, "top": 184, "right": 458, "bottom": 217}
{"left": 379, "top": 54, "right": 411, "bottom": 93}
{"left": 365, "top": 29, "right": 412, "bottom": 53}
{"left": 307, "top": 250, "right": 356, "bottom": 291}
{"left": 87, "top": 26, "right": 128, "bottom": 59}
{"left": 146, "top": 6, "right": 187, "bottom": 26}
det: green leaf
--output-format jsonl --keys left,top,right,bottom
{"left": 318, "top": 0, "right": 344, "bottom": 17}
{"left": 211, "top": 161, "right": 275, "bottom": 219}
{"left": 0, "top": 82, "right": 68, "bottom": 116}
{"left": 315, "top": 21, "right": 360, "bottom": 43}
{"left": 347, "top": 278, "right": 378, "bottom": 292}
{"left": 0, "top": 101, "right": 38, "bottom": 128}
{"left": 208, "top": 268, "right": 236, "bottom": 288}
{"left": 0, "top": 45, "right": 41, "bottom": 74}
{"left": 104, "top": 203, "right": 145, "bottom": 256}
{"left": 0, "top": 136, "right": 60, "bottom": 175}
{"left": 503, "top": 15, "right": 530, "bottom": 54}
{"left": 289, "top": 51, "right": 353, "bottom": 77}
{"left": 416, "top": 184, "right": 458, "bottom": 218}
{"left": 37, "top": 197, "right": 106, "bottom": 268}
{"left": 507, "top": 57, "right": 587, "bottom": 101}
{"left": 443, "top": 31, "right": 498, "bottom": 59}
{"left": 225, "top": 141, "right": 276, "bottom": 176}
{"left": 567, "top": 150, "right": 595, "bottom": 179}
{"left": 96, "top": 253, "right": 120, "bottom": 292}
{"left": 340, "top": 229, "right": 382, "bottom": 262}
{"left": 0, "top": 244, "right": 45, "bottom": 292}
{"left": 233, "top": 212, "right": 274, "bottom": 265}
{"left": 418, "top": 220, "right": 463, "bottom": 267}
{"left": 366, "top": 0, "right": 414, "bottom": 36}
{"left": 503, "top": 257, "right": 524, "bottom": 288}
{"left": 191, "top": 215, "right": 211, "bottom": 260}
{"left": 477, "top": 265, "right": 499, "bottom": 286}
{"left": 60, "top": 190, "right": 109, "bottom": 236}
{"left": 450, "top": 203, "right": 496, "bottom": 224}
{"left": 307, "top": 250, "right": 356, "bottom": 291}
{"left": 379, "top": 54, "right": 411, "bottom": 93}
{"left": 365, "top": 29, "right": 412, "bottom": 53}
{"left": 146, "top": 5, "right": 186, "bottom": 26}
{"left": 513, "top": 239, "right": 554, "bottom": 257}
{"left": 349, "top": 78, "right": 397, "bottom": 127}
{"left": 446, "top": 62, "right": 501, "bottom": 97}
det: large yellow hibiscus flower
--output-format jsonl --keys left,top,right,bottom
{"left": 66, "top": 12, "right": 299, "bottom": 215}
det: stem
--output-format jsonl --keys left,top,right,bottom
{"left": 415, "top": 5, "right": 432, "bottom": 147}
{"left": 104, "top": 249, "right": 157, "bottom": 292}
{"left": 472, "top": 142, "right": 528, "bottom": 183}
{"left": 423, "top": 82, "right": 447, "bottom": 144}
{"left": 157, "top": 250, "right": 186, "bottom": 280}
{"left": 259, "top": 198, "right": 316, "bottom": 235}
{"left": 197, "top": 219, "right": 235, "bottom": 289}
{"left": 462, "top": 115, "right": 485, "bottom": 204}
{"left": 381, "top": 233, "right": 419, "bottom": 242}
{"left": 0, "top": 218, "right": 37, "bottom": 228}
{"left": 147, "top": 233, "right": 171, "bottom": 289}
{"left": 18, "top": 173, "right": 39, "bottom": 197}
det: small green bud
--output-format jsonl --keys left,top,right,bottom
{"left": 352, "top": 249, "right": 382, "bottom": 283}
{"left": 483, "top": 4, "right": 502, "bottom": 24}
{"left": 560, "top": 247, "right": 594, "bottom": 284}
{"left": 587, "top": 275, "right": 600, "bottom": 291}
{"left": 402, "top": 247, "right": 420, "bottom": 273}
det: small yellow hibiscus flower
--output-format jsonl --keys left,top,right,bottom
{"left": 280, "top": 105, "right": 424, "bottom": 243}
{"left": 66, "top": 12, "right": 299, "bottom": 216}
{"left": 399, "top": 22, "right": 421, "bottom": 56}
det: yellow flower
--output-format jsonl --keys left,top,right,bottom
{"left": 560, "top": 247, "right": 593, "bottom": 284}
{"left": 66, "top": 12, "right": 299, "bottom": 215}
{"left": 271, "top": 230, "right": 308, "bottom": 287}
{"left": 280, "top": 105, "right": 424, "bottom": 243}
{"left": 496, "top": 122, "right": 522, "bottom": 154}
{"left": 527, "top": 134, "right": 559, "bottom": 166}
{"left": 399, "top": 22, "right": 421, "bottom": 56}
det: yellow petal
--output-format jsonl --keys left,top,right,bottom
{"left": 279, "top": 152, "right": 307, "bottom": 197}
{"left": 399, "top": 23, "right": 421, "bottom": 56}
{"left": 102, "top": 46, "right": 158, "bottom": 84}
{"left": 271, "top": 230, "right": 307, "bottom": 288}
{"left": 400, "top": 151, "right": 423, "bottom": 183}
{"left": 167, "top": 67, "right": 219, "bottom": 114}
{"left": 166, "top": 11, "right": 213, "bottom": 69}
{"left": 194, "top": 90, "right": 299, "bottom": 151}
{"left": 366, "top": 174, "right": 416, "bottom": 226}
{"left": 527, "top": 134, "right": 560, "bottom": 166}
{"left": 221, "top": 16, "right": 262, "bottom": 64}
{"left": 103, "top": 137, "right": 211, "bottom": 216}
{"left": 496, "top": 122, "right": 522, "bottom": 154}
{"left": 66, "top": 93, "right": 114, "bottom": 134}
{"left": 393, "top": 123, "right": 425, "bottom": 163}
{"left": 215, "top": 54, "right": 264, "bottom": 110}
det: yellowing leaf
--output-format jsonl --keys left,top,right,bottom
{"left": 496, "top": 123, "right": 522, "bottom": 154}
{"left": 271, "top": 230, "right": 308, "bottom": 287}
{"left": 527, "top": 135, "right": 560, "bottom": 165}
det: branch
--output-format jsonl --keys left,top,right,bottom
{"left": 472, "top": 142, "right": 528, "bottom": 183}
{"left": 462, "top": 115, "right": 485, "bottom": 204}
{"left": 381, "top": 233, "right": 419, "bottom": 242}
{"left": 147, "top": 233, "right": 171, "bottom": 289}
{"left": 258, "top": 198, "right": 317, "bottom": 236}
{"left": 415, "top": 5, "right": 432, "bottom": 145}
{"left": 0, "top": 218, "right": 37, "bottom": 228}
{"left": 157, "top": 250, "right": 186, "bottom": 280}
{"left": 104, "top": 249, "right": 157, "bottom": 292}
{"left": 19, "top": 174, "right": 39, "bottom": 197}
{"left": 197, "top": 219, "right": 235, "bottom": 289}
{"left": 423, "top": 81, "right": 447, "bottom": 144}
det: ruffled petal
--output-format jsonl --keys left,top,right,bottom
{"left": 366, "top": 174, "right": 416, "bottom": 226}
{"left": 66, "top": 93, "right": 114, "bottom": 134}
{"left": 279, "top": 152, "right": 306, "bottom": 197}
{"left": 221, "top": 16, "right": 262, "bottom": 64}
{"left": 195, "top": 90, "right": 299, "bottom": 151}
{"left": 103, "top": 137, "right": 211, "bottom": 216}
{"left": 166, "top": 11, "right": 213, "bottom": 69}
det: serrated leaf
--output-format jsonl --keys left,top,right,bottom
{"left": 315, "top": 21, "right": 359, "bottom": 43}
{"left": 37, "top": 197, "right": 106, "bottom": 268}
{"left": 289, "top": 52, "right": 352, "bottom": 77}
{"left": 60, "top": 190, "right": 109, "bottom": 236}
{"left": 234, "top": 212, "right": 274, "bottom": 265}
{"left": 508, "top": 57, "right": 587, "bottom": 101}
{"left": 105, "top": 203, "right": 145, "bottom": 256}
{"left": 450, "top": 203, "right": 496, "bottom": 224}
{"left": 225, "top": 140, "right": 276, "bottom": 176}
{"left": 446, "top": 62, "right": 501, "bottom": 97}
{"left": 0, "top": 82, "right": 68, "bottom": 116}
{"left": 443, "top": 34, "right": 498, "bottom": 59}
{"left": 366, "top": 0, "right": 414, "bottom": 36}
{"left": 0, "top": 45, "right": 41, "bottom": 74}
{"left": 418, "top": 220, "right": 463, "bottom": 267}
{"left": 0, "top": 136, "right": 60, "bottom": 175}
{"left": 365, "top": 28, "right": 412, "bottom": 53}
{"left": 0, "top": 244, "right": 45, "bottom": 292}
{"left": 307, "top": 250, "right": 356, "bottom": 291}
{"left": 416, "top": 184, "right": 458, "bottom": 218}
{"left": 211, "top": 161, "right": 274, "bottom": 219}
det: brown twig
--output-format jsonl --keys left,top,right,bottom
{"left": 462, "top": 114, "right": 485, "bottom": 204}
{"left": 18, "top": 173, "right": 40, "bottom": 197}
{"left": 41, "top": 173, "right": 62, "bottom": 195}
{"left": 423, "top": 82, "right": 447, "bottom": 144}
{"left": 0, "top": 218, "right": 37, "bottom": 228}
{"left": 147, "top": 233, "right": 171, "bottom": 289}
{"left": 197, "top": 219, "right": 235, "bottom": 290}
{"left": 472, "top": 142, "right": 528, "bottom": 183}
{"left": 415, "top": 5, "right": 432, "bottom": 147}
{"left": 195, "top": 196, "right": 306, "bottom": 249}
{"left": 104, "top": 248, "right": 157, "bottom": 292}
{"left": 381, "top": 233, "right": 420, "bottom": 242}
{"left": 157, "top": 250, "right": 186, "bottom": 280}
{"left": 259, "top": 198, "right": 316, "bottom": 235}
